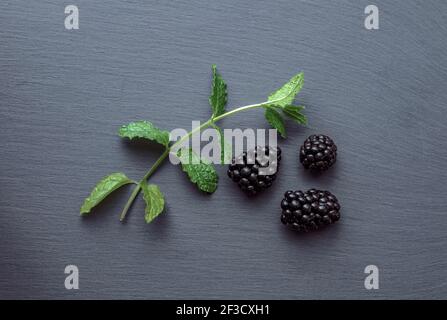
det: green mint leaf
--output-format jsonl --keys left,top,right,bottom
{"left": 177, "top": 148, "right": 218, "bottom": 193}
{"left": 283, "top": 104, "right": 305, "bottom": 113}
{"left": 209, "top": 65, "right": 227, "bottom": 118}
{"left": 141, "top": 182, "right": 165, "bottom": 223}
{"left": 80, "top": 173, "right": 134, "bottom": 215}
{"left": 211, "top": 123, "right": 232, "bottom": 164}
{"left": 283, "top": 105, "right": 308, "bottom": 125}
{"left": 267, "top": 72, "right": 304, "bottom": 107}
{"left": 119, "top": 121, "right": 170, "bottom": 147}
{"left": 265, "top": 108, "right": 287, "bottom": 138}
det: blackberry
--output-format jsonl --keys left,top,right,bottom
{"left": 227, "top": 146, "right": 281, "bottom": 196}
{"left": 280, "top": 189, "right": 340, "bottom": 232}
{"left": 299, "top": 134, "right": 337, "bottom": 171}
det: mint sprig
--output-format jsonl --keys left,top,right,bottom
{"left": 80, "top": 66, "right": 307, "bottom": 224}
{"left": 263, "top": 72, "right": 307, "bottom": 137}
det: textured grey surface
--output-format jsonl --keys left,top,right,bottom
{"left": 1, "top": 0, "right": 447, "bottom": 299}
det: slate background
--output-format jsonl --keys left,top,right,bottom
{"left": 1, "top": 0, "right": 446, "bottom": 299}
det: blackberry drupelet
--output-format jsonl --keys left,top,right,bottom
{"left": 300, "top": 134, "right": 337, "bottom": 171}
{"left": 280, "top": 189, "right": 340, "bottom": 231}
{"left": 227, "top": 146, "right": 281, "bottom": 196}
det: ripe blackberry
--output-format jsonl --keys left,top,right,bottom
{"left": 280, "top": 189, "right": 340, "bottom": 232}
{"left": 227, "top": 146, "right": 281, "bottom": 196}
{"left": 300, "top": 134, "right": 337, "bottom": 171}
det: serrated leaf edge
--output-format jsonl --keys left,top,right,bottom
{"left": 141, "top": 182, "right": 165, "bottom": 223}
{"left": 177, "top": 148, "right": 219, "bottom": 193}
{"left": 119, "top": 120, "right": 170, "bottom": 147}
{"left": 209, "top": 64, "right": 227, "bottom": 118}
{"left": 265, "top": 108, "right": 287, "bottom": 138}
{"left": 282, "top": 105, "right": 308, "bottom": 125}
{"left": 80, "top": 172, "right": 134, "bottom": 215}
{"left": 267, "top": 72, "right": 304, "bottom": 107}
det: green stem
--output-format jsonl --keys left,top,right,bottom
{"left": 171, "top": 119, "right": 213, "bottom": 150}
{"left": 119, "top": 182, "right": 141, "bottom": 221}
{"left": 212, "top": 101, "right": 270, "bottom": 122}
{"left": 142, "top": 148, "right": 171, "bottom": 181}
{"left": 119, "top": 148, "right": 170, "bottom": 221}
{"left": 119, "top": 101, "right": 271, "bottom": 221}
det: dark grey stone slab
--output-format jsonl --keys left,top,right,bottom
{"left": 0, "top": 0, "right": 446, "bottom": 299}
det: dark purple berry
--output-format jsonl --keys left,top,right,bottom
{"left": 280, "top": 189, "right": 341, "bottom": 232}
{"left": 300, "top": 135, "right": 337, "bottom": 171}
{"left": 227, "top": 146, "right": 281, "bottom": 196}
